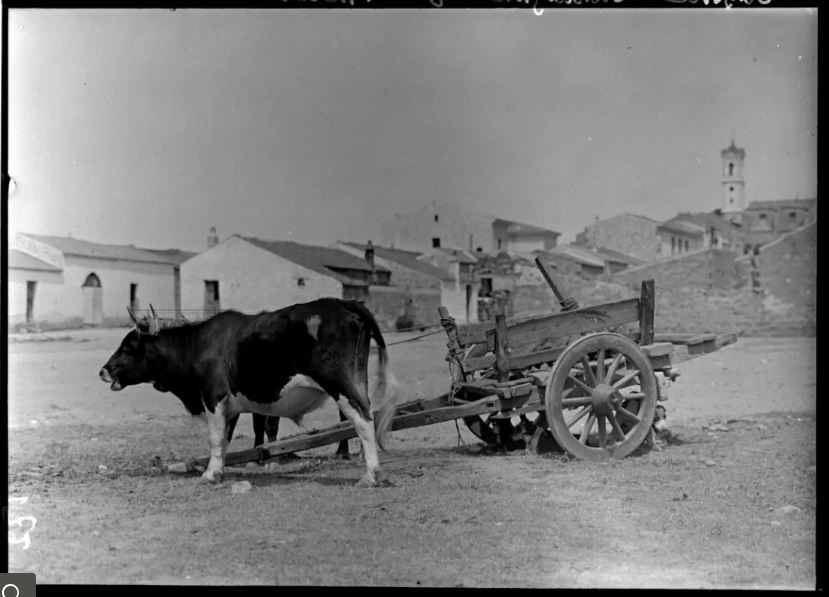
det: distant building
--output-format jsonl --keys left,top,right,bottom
{"left": 379, "top": 201, "right": 560, "bottom": 255}
{"left": 721, "top": 139, "right": 747, "bottom": 221}
{"left": 742, "top": 198, "right": 817, "bottom": 250}
{"left": 9, "top": 233, "right": 182, "bottom": 328}
{"left": 656, "top": 219, "right": 705, "bottom": 257}
{"left": 333, "top": 240, "right": 450, "bottom": 327}
{"left": 180, "top": 235, "right": 390, "bottom": 318}
{"left": 574, "top": 213, "right": 663, "bottom": 262}
{"left": 417, "top": 247, "right": 480, "bottom": 323}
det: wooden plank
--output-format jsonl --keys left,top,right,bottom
{"left": 458, "top": 381, "right": 535, "bottom": 400}
{"left": 494, "top": 308, "right": 510, "bottom": 383}
{"left": 653, "top": 333, "right": 716, "bottom": 345}
{"left": 641, "top": 342, "right": 675, "bottom": 358}
{"left": 639, "top": 279, "right": 655, "bottom": 346}
{"left": 463, "top": 345, "right": 566, "bottom": 374}
{"left": 457, "top": 297, "right": 641, "bottom": 345}
{"left": 534, "top": 256, "right": 568, "bottom": 303}
{"left": 168, "top": 393, "right": 517, "bottom": 472}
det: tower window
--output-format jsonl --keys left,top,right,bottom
{"left": 729, "top": 186, "right": 735, "bottom": 192}
{"left": 728, "top": 163, "right": 734, "bottom": 176}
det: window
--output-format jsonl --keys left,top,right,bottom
{"left": 684, "top": 240, "right": 689, "bottom": 252}
{"left": 297, "top": 277, "right": 306, "bottom": 287}
{"left": 728, "top": 162, "right": 734, "bottom": 176}
{"left": 130, "top": 283, "right": 138, "bottom": 311}
{"left": 789, "top": 211, "right": 797, "bottom": 219}
{"left": 671, "top": 237, "right": 676, "bottom": 254}
{"left": 434, "top": 214, "right": 439, "bottom": 222}
{"left": 729, "top": 186, "right": 735, "bottom": 192}
{"left": 432, "top": 237, "right": 441, "bottom": 248}
{"left": 497, "top": 239, "right": 502, "bottom": 250}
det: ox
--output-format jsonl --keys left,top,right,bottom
{"left": 99, "top": 299, "right": 399, "bottom": 487}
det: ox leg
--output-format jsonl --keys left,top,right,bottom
{"left": 265, "top": 416, "right": 280, "bottom": 443}
{"left": 201, "top": 402, "right": 228, "bottom": 484}
{"left": 334, "top": 410, "right": 350, "bottom": 460}
{"left": 226, "top": 413, "right": 240, "bottom": 445}
{"left": 335, "top": 395, "right": 382, "bottom": 488}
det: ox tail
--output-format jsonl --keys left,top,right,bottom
{"left": 346, "top": 301, "right": 400, "bottom": 452}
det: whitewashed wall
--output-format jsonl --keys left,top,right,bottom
{"left": 180, "top": 236, "right": 343, "bottom": 316}
{"left": 8, "top": 257, "right": 176, "bottom": 325}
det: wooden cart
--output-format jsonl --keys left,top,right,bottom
{"left": 167, "top": 258, "right": 736, "bottom": 472}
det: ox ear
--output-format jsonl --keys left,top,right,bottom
{"left": 147, "top": 304, "right": 160, "bottom": 335}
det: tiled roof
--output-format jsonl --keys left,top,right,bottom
{"left": 142, "top": 248, "right": 198, "bottom": 265}
{"left": 550, "top": 245, "right": 606, "bottom": 268}
{"left": 746, "top": 198, "right": 816, "bottom": 211}
{"left": 241, "top": 236, "right": 388, "bottom": 285}
{"left": 9, "top": 249, "right": 62, "bottom": 273}
{"left": 339, "top": 242, "right": 454, "bottom": 282}
{"left": 25, "top": 234, "right": 176, "bottom": 265}
{"left": 591, "top": 246, "right": 645, "bottom": 266}
{"left": 434, "top": 247, "right": 479, "bottom": 264}
{"left": 492, "top": 218, "right": 561, "bottom": 237}
{"left": 657, "top": 220, "right": 705, "bottom": 236}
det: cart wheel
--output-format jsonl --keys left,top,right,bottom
{"left": 544, "top": 332, "right": 657, "bottom": 461}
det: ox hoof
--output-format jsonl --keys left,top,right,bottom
{"left": 355, "top": 475, "right": 377, "bottom": 488}
{"left": 200, "top": 470, "right": 224, "bottom": 484}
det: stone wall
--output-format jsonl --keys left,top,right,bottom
{"left": 365, "top": 285, "right": 442, "bottom": 332}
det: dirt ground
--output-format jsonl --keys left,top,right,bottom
{"left": 7, "top": 328, "right": 816, "bottom": 588}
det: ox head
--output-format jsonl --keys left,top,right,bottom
{"left": 98, "top": 305, "right": 161, "bottom": 391}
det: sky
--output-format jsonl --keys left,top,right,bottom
{"left": 6, "top": 7, "right": 818, "bottom": 253}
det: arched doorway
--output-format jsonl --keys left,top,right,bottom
{"left": 82, "top": 273, "right": 104, "bottom": 325}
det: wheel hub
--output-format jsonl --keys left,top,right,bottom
{"left": 590, "top": 383, "right": 618, "bottom": 417}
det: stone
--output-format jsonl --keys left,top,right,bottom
{"left": 231, "top": 480, "right": 253, "bottom": 494}
{"left": 703, "top": 459, "right": 717, "bottom": 467}
{"left": 775, "top": 504, "right": 801, "bottom": 516}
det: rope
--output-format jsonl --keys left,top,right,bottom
{"left": 384, "top": 327, "right": 446, "bottom": 347}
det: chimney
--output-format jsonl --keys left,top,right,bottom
{"left": 207, "top": 226, "right": 218, "bottom": 248}
{"left": 365, "top": 240, "right": 376, "bottom": 284}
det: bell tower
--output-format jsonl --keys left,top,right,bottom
{"left": 721, "top": 137, "right": 746, "bottom": 219}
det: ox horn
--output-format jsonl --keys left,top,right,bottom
{"left": 148, "top": 304, "right": 161, "bottom": 335}
{"left": 127, "top": 305, "right": 140, "bottom": 325}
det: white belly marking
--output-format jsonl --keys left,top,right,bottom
{"left": 224, "top": 374, "right": 329, "bottom": 424}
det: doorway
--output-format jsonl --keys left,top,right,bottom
{"left": 26, "top": 281, "right": 36, "bottom": 323}
{"left": 82, "top": 273, "right": 104, "bottom": 325}
{"left": 204, "top": 280, "right": 220, "bottom": 316}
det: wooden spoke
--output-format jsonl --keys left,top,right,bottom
{"left": 566, "top": 374, "right": 594, "bottom": 396}
{"left": 597, "top": 415, "right": 608, "bottom": 449}
{"left": 580, "top": 356, "right": 597, "bottom": 386}
{"left": 612, "top": 368, "right": 640, "bottom": 389}
{"left": 616, "top": 405, "right": 641, "bottom": 424}
{"left": 595, "top": 348, "right": 606, "bottom": 382}
{"left": 607, "top": 411, "right": 627, "bottom": 442}
{"left": 562, "top": 396, "right": 593, "bottom": 408}
{"left": 564, "top": 405, "right": 591, "bottom": 429}
{"left": 579, "top": 413, "right": 596, "bottom": 444}
{"left": 616, "top": 391, "right": 645, "bottom": 401}
{"left": 605, "top": 353, "right": 624, "bottom": 384}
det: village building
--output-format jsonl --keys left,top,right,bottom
{"left": 742, "top": 198, "right": 817, "bottom": 250}
{"left": 574, "top": 213, "right": 663, "bottom": 262}
{"left": 9, "top": 233, "right": 183, "bottom": 328}
{"left": 379, "top": 200, "right": 561, "bottom": 255}
{"left": 333, "top": 241, "right": 450, "bottom": 327}
{"left": 417, "top": 246, "right": 481, "bottom": 324}
{"left": 179, "top": 234, "right": 390, "bottom": 319}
